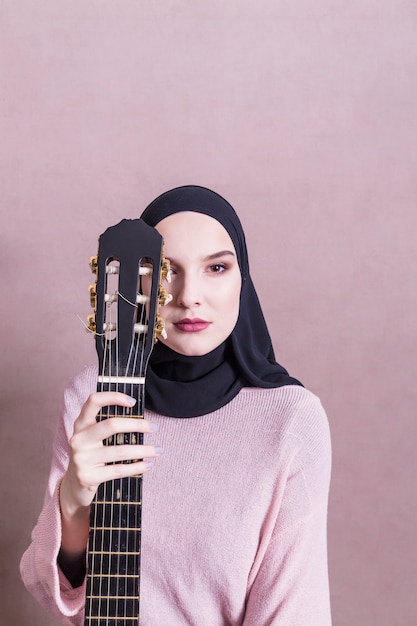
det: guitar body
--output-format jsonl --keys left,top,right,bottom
{"left": 84, "top": 219, "right": 169, "bottom": 625}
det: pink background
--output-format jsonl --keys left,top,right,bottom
{"left": 1, "top": 1, "right": 416, "bottom": 624}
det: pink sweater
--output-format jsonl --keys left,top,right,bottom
{"left": 21, "top": 365, "right": 332, "bottom": 625}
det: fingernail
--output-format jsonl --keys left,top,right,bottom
{"left": 149, "top": 422, "right": 158, "bottom": 432}
{"left": 145, "top": 460, "right": 155, "bottom": 468}
{"left": 126, "top": 396, "right": 137, "bottom": 406}
{"left": 155, "top": 446, "right": 164, "bottom": 455}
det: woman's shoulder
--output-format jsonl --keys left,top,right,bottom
{"left": 236, "top": 385, "right": 330, "bottom": 449}
{"left": 238, "top": 385, "right": 331, "bottom": 486}
{"left": 239, "top": 384, "right": 325, "bottom": 419}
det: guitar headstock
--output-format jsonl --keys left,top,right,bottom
{"left": 87, "top": 219, "right": 170, "bottom": 382}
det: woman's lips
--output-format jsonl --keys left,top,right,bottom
{"left": 174, "top": 318, "right": 210, "bottom": 332}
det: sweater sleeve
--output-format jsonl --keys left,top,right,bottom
{"left": 20, "top": 366, "right": 97, "bottom": 626}
{"left": 243, "top": 396, "right": 332, "bottom": 626}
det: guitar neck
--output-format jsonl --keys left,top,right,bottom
{"left": 84, "top": 384, "right": 144, "bottom": 625}
{"left": 84, "top": 217, "right": 168, "bottom": 625}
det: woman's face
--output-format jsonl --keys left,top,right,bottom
{"left": 154, "top": 211, "right": 242, "bottom": 356}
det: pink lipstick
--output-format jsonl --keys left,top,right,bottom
{"left": 174, "top": 318, "right": 210, "bottom": 332}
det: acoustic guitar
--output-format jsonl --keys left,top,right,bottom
{"left": 84, "top": 218, "right": 170, "bottom": 625}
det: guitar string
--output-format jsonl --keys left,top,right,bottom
{"left": 111, "top": 289, "right": 117, "bottom": 626}
{"left": 137, "top": 299, "right": 149, "bottom": 618}
{"left": 101, "top": 296, "right": 113, "bottom": 623}
{"left": 119, "top": 279, "right": 140, "bottom": 621}
{"left": 89, "top": 289, "right": 110, "bottom": 624}
{"left": 86, "top": 267, "right": 112, "bottom": 623}
{"left": 103, "top": 270, "right": 120, "bottom": 624}
{"left": 105, "top": 290, "right": 115, "bottom": 624}
{"left": 130, "top": 287, "right": 149, "bottom": 618}
{"left": 124, "top": 265, "right": 150, "bottom": 619}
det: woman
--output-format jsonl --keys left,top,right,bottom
{"left": 21, "top": 185, "right": 332, "bottom": 625}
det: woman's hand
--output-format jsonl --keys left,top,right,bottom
{"left": 59, "top": 391, "right": 161, "bottom": 558}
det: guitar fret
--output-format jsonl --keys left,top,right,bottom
{"left": 85, "top": 618, "right": 139, "bottom": 622}
{"left": 87, "top": 595, "right": 139, "bottom": 600}
{"left": 89, "top": 550, "right": 140, "bottom": 555}
{"left": 93, "top": 500, "right": 142, "bottom": 505}
{"left": 97, "top": 414, "right": 144, "bottom": 419}
{"left": 87, "top": 574, "right": 139, "bottom": 597}
{"left": 89, "top": 526, "right": 141, "bottom": 532}
{"left": 87, "top": 573, "right": 138, "bottom": 579}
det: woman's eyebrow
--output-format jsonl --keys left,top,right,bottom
{"left": 202, "top": 250, "right": 236, "bottom": 262}
{"left": 165, "top": 250, "right": 236, "bottom": 267}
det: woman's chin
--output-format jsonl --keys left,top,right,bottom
{"left": 159, "top": 336, "right": 215, "bottom": 358}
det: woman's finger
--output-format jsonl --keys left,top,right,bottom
{"left": 89, "top": 459, "right": 155, "bottom": 485}
{"left": 74, "top": 392, "right": 139, "bottom": 432}
{"left": 89, "top": 416, "right": 158, "bottom": 440}
{"left": 75, "top": 444, "right": 162, "bottom": 471}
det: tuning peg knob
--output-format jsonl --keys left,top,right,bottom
{"left": 88, "top": 284, "right": 97, "bottom": 309}
{"left": 90, "top": 255, "right": 98, "bottom": 276}
{"left": 161, "top": 256, "right": 171, "bottom": 283}
{"left": 158, "top": 286, "right": 172, "bottom": 306}
{"left": 154, "top": 314, "right": 167, "bottom": 342}
{"left": 87, "top": 314, "right": 96, "bottom": 333}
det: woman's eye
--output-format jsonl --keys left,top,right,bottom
{"left": 208, "top": 263, "right": 227, "bottom": 273}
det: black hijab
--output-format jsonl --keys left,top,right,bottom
{"left": 141, "top": 185, "right": 302, "bottom": 418}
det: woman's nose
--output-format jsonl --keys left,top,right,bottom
{"left": 175, "top": 273, "right": 202, "bottom": 308}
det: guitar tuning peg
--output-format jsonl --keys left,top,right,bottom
{"left": 87, "top": 314, "right": 96, "bottom": 334}
{"left": 158, "top": 286, "right": 172, "bottom": 306}
{"left": 160, "top": 255, "right": 171, "bottom": 283}
{"left": 88, "top": 284, "right": 97, "bottom": 309}
{"left": 90, "top": 255, "right": 98, "bottom": 276}
{"left": 154, "top": 314, "right": 167, "bottom": 342}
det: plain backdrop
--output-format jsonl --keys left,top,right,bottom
{"left": 1, "top": 1, "right": 416, "bottom": 624}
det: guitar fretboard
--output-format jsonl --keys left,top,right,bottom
{"left": 84, "top": 387, "right": 144, "bottom": 625}
{"left": 85, "top": 471, "right": 142, "bottom": 624}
